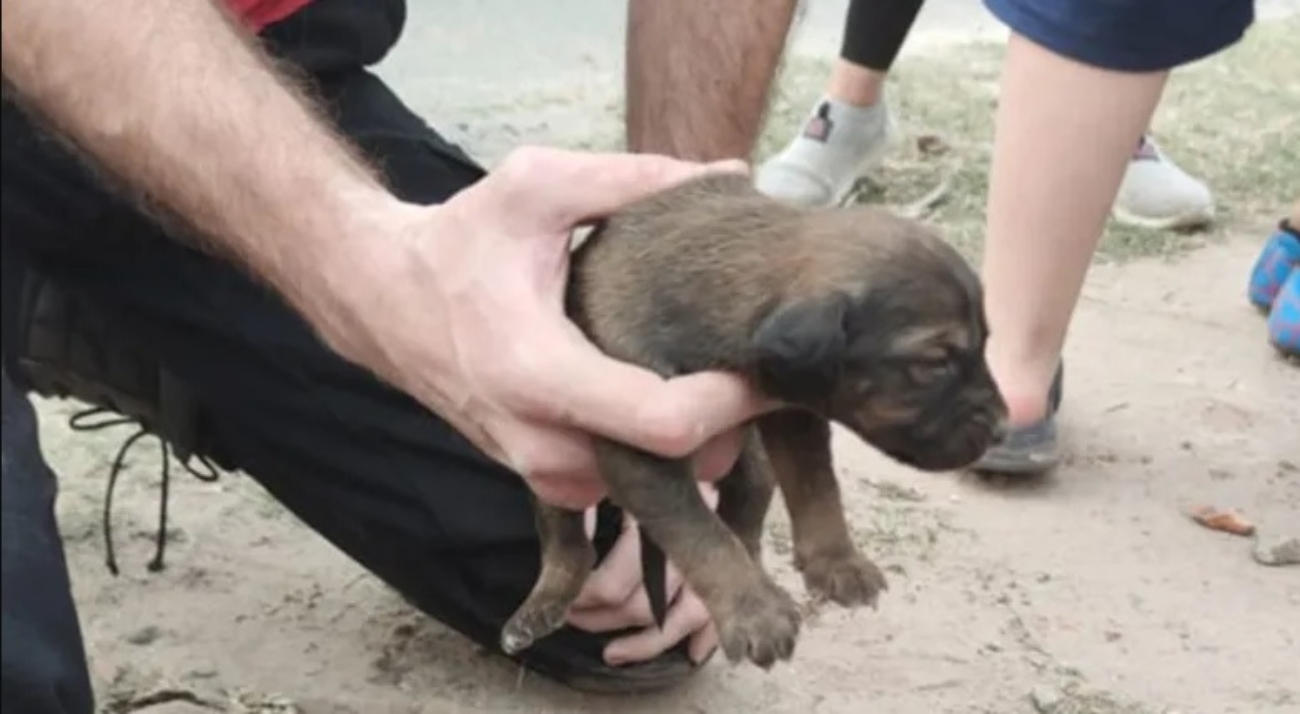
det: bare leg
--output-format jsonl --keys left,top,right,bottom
{"left": 825, "top": 59, "right": 887, "bottom": 108}
{"left": 624, "top": 0, "right": 796, "bottom": 162}
{"left": 1290, "top": 198, "right": 1300, "bottom": 228}
{"left": 828, "top": 0, "right": 925, "bottom": 107}
{"left": 981, "top": 33, "right": 1168, "bottom": 428}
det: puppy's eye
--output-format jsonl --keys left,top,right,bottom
{"left": 909, "top": 359, "right": 958, "bottom": 382}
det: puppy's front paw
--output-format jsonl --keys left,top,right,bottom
{"left": 716, "top": 577, "right": 802, "bottom": 669}
{"left": 800, "top": 549, "right": 888, "bottom": 608}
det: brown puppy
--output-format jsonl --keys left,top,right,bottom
{"left": 499, "top": 173, "right": 1008, "bottom": 668}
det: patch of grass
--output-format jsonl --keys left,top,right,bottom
{"left": 849, "top": 502, "right": 963, "bottom": 564}
{"left": 763, "top": 486, "right": 963, "bottom": 565}
{"left": 759, "top": 17, "right": 1300, "bottom": 263}
{"left": 1157, "top": 18, "right": 1300, "bottom": 224}
{"left": 1031, "top": 681, "right": 1165, "bottom": 714}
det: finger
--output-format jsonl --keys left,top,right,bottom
{"left": 570, "top": 519, "right": 642, "bottom": 611}
{"left": 494, "top": 420, "right": 607, "bottom": 510}
{"left": 688, "top": 621, "right": 720, "bottom": 665}
{"left": 534, "top": 334, "right": 773, "bottom": 460}
{"left": 527, "top": 477, "right": 605, "bottom": 512}
{"left": 569, "top": 488, "right": 714, "bottom": 630}
{"left": 646, "top": 371, "right": 784, "bottom": 452}
{"left": 569, "top": 559, "right": 686, "bottom": 633}
{"left": 692, "top": 429, "right": 747, "bottom": 482}
{"left": 495, "top": 147, "right": 749, "bottom": 231}
{"left": 566, "top": 596, "right": 654, "bottom": 633}
{"left": 696, "top": 481, "right": 720, "bottom": 511}
{"left": 604, "top": 589, "right": 714, "bottom": 666}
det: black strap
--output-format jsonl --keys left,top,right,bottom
{"left": 638, "top": 525, "right": 670, "bottom": 630}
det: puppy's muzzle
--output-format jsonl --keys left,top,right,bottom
{"left": 869, "top": 384, "right": 1008, "bottom": 471}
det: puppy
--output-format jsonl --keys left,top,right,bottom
{"left": 499, "top": 173, "right": 1008, "bottom": 668}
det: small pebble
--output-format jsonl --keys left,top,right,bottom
{"left": 294, "top": 699, "right": 360, "bottom": 714}
{"left": 126, "top": 625, "right": 162, "bottom": 646}
{"left": 185, "top": 667, "right": 218, "bottom": 681}
{"left": 1252, "top": 535, "right": 1300, "bottom": 567}
{"left": 138, "top": 704, "right": 212, "bottom": 714}
{"left": 1029, "top": 685, "right": 1064, "bottom": 713}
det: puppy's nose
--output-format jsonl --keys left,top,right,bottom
{"left": 989, "top": 415, "right": 1010, "bottom": 443}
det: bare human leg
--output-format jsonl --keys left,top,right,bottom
{"left": 825, "top": 59, "right": 888, "bottom": 109}
{"left": 975, "top": 32, "right": 1168, "bottom": 470}
{"left": 624, "top": 0, "right": 796, "bottom": 162}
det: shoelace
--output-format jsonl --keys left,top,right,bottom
{"left": 67, "top": 406, "right": 221, "bottom": 576}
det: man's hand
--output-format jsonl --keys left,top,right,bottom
{"left": 566, "top": 484, "right": 721, "bottom": 666}
{"left": 2, "top": 0, "right": 772, "bottom": 508}
{"left": 316, "top": 147, "right": 774, "bottom": 508}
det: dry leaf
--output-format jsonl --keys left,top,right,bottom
{"left": 1187, "top": 505, "right": 1256, "bottom": 537}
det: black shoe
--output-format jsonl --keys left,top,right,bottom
{"left": 13, "top": 268, "right": 226, "bottom": 575}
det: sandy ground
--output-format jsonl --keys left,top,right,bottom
{"left": 30, "top": 4, "right": 1300, "bottom": 714}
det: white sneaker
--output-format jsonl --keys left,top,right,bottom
{"left": 755, "top": 96, "right": 895, "bottom": 208}
{"left": 1112, "top": 135, "right": 1215, "bottom": 230}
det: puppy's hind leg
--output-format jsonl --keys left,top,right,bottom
{"left": 716, "top": 426, "right": 776, "bottom": 565}
{"left": 500, "top": 499, "right": 594, "bottom": 655}
{"left": 597, "top": 439, "right": 800, "bottom": 669}
{"left": 759, "top": 409, "right": 888, "bottom": 608}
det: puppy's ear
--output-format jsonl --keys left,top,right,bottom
{"left": 751, "top": 292, "right": 851, "bottom": 403}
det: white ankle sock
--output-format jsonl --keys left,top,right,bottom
{"left": 756, "top": 96, "right": 893, "bottom": 207}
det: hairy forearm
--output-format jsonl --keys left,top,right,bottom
{"left": 624, "top": 0, "right": 796, "bottom": 162}
{"left": 0, "top": 0, "right": 404, "bottom": 328}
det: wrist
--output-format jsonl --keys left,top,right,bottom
{"left": 287, "top": 192, "right": 436, "bottom": 376}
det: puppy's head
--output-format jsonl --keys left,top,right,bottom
{"left": 749, "top": 209, "right": 1008, "bottom": 472}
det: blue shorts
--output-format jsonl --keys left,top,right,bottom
{"left": 984, "top": 0, "right": 1256, "bottom": 72}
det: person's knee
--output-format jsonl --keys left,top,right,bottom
{"left": 983, "top": 0, "right": 1254, "bottom": 72}
{"left": 1, "top": 617, "right": 94, "bottom": 714}
{"left": 1288, "top": 198, "right": 1300, "bottom": 229}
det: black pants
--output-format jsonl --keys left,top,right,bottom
{"left": 840, "top": 0, "right": 927, "bottom": 72}
{"left": 0, "top": 6, "right": 682, "bottom": 713}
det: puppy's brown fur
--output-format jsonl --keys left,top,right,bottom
{"left": 499, "top": 173, "right": 1008, "bottom": 668}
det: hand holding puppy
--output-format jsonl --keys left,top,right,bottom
{"left": 314, "top": 147, "right": 770, "bottom": 509}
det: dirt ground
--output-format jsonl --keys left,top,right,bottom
{"left": 32, "top": 12, "right": 1299, "bottom": 714}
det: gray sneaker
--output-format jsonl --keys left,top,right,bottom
{"left": 1112, "top": 135, "right": 1215, "bottom": 230}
